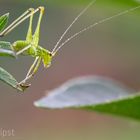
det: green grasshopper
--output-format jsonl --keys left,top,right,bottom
{"left": 0, "top": 6, "right": 53, "bottom": 88}
{"left": 0, "top": 0, "right": 140, "bottom": 89}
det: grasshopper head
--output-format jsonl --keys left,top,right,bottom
{"left": 41, "top": 49, "right": 53, "bottom": 68}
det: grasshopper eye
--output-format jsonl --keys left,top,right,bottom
{"left": 48, "top": 51, "right": 52, "bottom": 56}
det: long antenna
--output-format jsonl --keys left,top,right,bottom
{"left": 53, "top": 5, "right": 140, "bottom": 55}
{"left": 51, "top": 0, "right": 97, "bottom": 54}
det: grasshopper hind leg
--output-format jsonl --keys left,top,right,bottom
{"left": 0, "top": 7, "right": 40, "bottom": 37}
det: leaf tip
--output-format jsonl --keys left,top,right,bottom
{"left": 33, "top": 101, "right": 40, "bottom": 107}
{"left": 34, "top": 98, "right": 47, "bottom": 108}
{"left": 5, "top": 13, "right": 9, "bottom": 17}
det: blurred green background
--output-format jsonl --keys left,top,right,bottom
{"left": 1, "top": 0, "right": 140, "bottom": 139}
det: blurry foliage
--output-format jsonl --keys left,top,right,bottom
{"left": 0, "top": 13, "right": 22, "bottom": 91}
{"left": 1, "top": 0, "right": 139, "bottom": 7}
{"left": 0, "top": 67, "right": 22, "bottom": 91}
{"left": 0, "top": 13, "right": 9, "bottom": 32}
{"left": 35, "top": 76, "right": 140, "bottom": 120}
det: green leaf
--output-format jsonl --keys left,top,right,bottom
{"left": 0, "top": 49, "right": 16, "bottom": 58}
{"left": 0, "top": 41, "right": 16, "bottom": 57}
{"left": 0, "top": 13, "right": 9, "bottom": 32}
{"left": 34, "top": 76, "right": 140, "bottom": 120}
{"left": 0, "top": 67, "right": 23, "bottom": 91}
{"left": 0, "top": 41, "right": 12, "bottom": 50}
